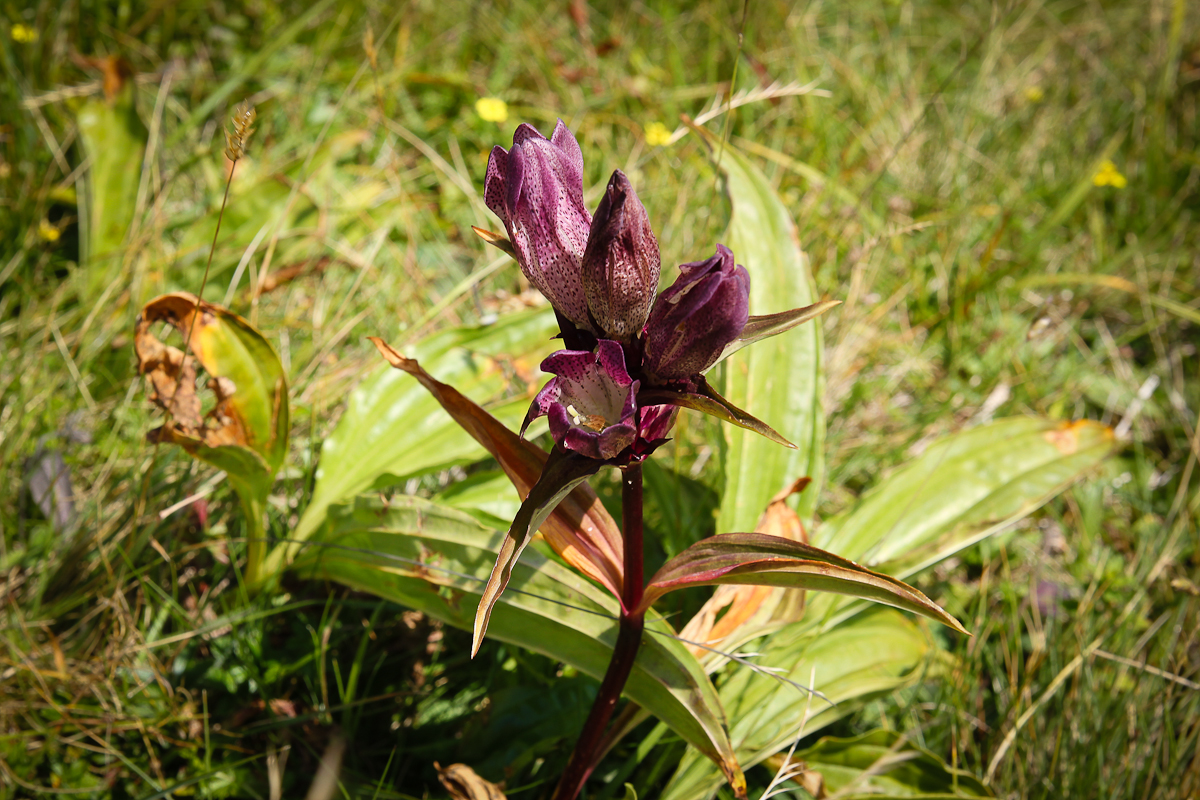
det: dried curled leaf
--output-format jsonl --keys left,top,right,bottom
{"left": 135, "top": 293, "right": 289, "bottom": 585}
{"left": 137, "top": 325, "right": 245, "bottom": 452}
{"left": 436, "top": 762, "right": 506, "bottom": 800}
{"left": 135, "top": 293, "right": 288, "bottom": 476}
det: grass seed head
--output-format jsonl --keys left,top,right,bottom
{"left": 225, "top": 101, "right": 256, "bottom": 162}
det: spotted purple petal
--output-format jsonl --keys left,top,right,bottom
{"left": 522, "top": 340, "right": 640, "bottom": 461}
{"left": 581, "top": 170, "right": 661, "bottom": 341}
{"left": 484, "top": 120, "right": 593, "bottom": 330}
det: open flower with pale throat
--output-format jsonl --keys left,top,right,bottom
{"left": 522, "top": 340, "right": 679, "bottom": 461}
{"left": 524, "top": 340, "right": 638, "bottom": 461}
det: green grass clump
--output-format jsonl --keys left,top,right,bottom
{"left": 2, "top": 1, "right": 1198, "bottom": 798}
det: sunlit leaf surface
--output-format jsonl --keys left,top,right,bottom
{"left": 640, "top": 532, "right": 964, "bottom": 633}
{"left": 712, "top": 136, "right": 826, "bottom": 532}
{"left": 295, "top": 495, "right": 745, "bottom": 793}
{"left": 662, "top": 609, "right": 932, "bottom": 800}
{"left": 782, "top": 728, "right": 994, "bottom": 798}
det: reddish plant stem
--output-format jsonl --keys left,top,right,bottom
{"left": 553, "top": 463, "right": 646, "bottom": 800}
{"left": 620, "top": 463, "right": 644, "bottom": 611}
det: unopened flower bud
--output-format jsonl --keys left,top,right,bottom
{"left": 581, "top": 170, "right": 661, "bottom": 341}
{"left": 484, "top": 120, "right": 593, "bottom": 329}
{"left": 642, "top": 244, "right": 750, "bottom": 381}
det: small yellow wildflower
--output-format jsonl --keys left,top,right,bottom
{"left": 475, "top": 97, "right": 508, "bottom": 124}
{"left": 1093, "top": 160, "right": 1127, "bottom": 189}
{"left": 1024, "top": 86, "right": 1044, "bottom": 103}
{"left": 644, "top": 122, "right": 672, "bottom": 147}
{"left": 38, "top": 220, "right": 60, "bottom": 242}
{"left": 11, "top": 23, "right": 38, "bottom": 43}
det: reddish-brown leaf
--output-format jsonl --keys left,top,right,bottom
{"left": 369, "top": 337, "right": 624, "bottom": 597}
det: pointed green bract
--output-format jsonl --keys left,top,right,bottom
{"left": 716, "top": 300, "right": 841, "bottom": 364}
{"left": 639, "top": 377, "right": 794, "bottom": 449}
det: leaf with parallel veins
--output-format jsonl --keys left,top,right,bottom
{"left": 637, "top": 532, "right": 966, "bottom": 634}
{"left": 368, "top": 337, "right": 625, "bottom": 638}
{"left": 470, "top": 448, "right": 601, "bottom": 656}
{"left": 296, "top": 495, "right": 746, "bottom": 796}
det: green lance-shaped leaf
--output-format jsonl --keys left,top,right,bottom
{"left": 287, "top": 309, "right": 561, "bottom": 550}
{"left": 781, "top": 729, "right": 993, "bottom": 799}
{"left": 294, "top": 495, "right": 746, "bottom": 795}
{"left": 799, "top": 416, "right": 1116, "bottom": 630}
{"left": 704, "top": 131, "right": 827, "bottom": 532}
{"left": 635, "top": 533, "right": 965, "bottom": 634}
{"left": 661, "top": 417, "right": 1114, "bottom": 798}
{"left": 661, "top": 608, "right": 933, "bottom": 800}
{"left": 135, "top": 293, "right": 289, "bottom": 584}
{"left": 74, "top": 58, "right": 147, "bottom": 292}
{"left": 811, "top": 417, "right": 1116, "bottom": 575}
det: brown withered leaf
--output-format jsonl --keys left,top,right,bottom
{"left": 72, "top": 54, "right": 134, "bottom": 101}
{"left": 680, "top": 477, "right": 810, "bottom": 662}
{"left": 135, "top": 296, "right": 247, "bottom": 450}
{"left": 435, "top": 763, "right": 506, "bottom": 800}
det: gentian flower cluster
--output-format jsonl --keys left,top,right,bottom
{"left": 485, "top": 120, "right": 757, "bottom": 464}
{"left": 370, "top": 119, "right": 846, "bottom": 800}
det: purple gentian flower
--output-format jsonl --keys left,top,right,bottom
{"left": 581, "top": 170, "right": 661, "bottom": 341}
{"left": 523, "top": 340, "right": 637, "bottom": 460}
{"left": 642, "top": 244, "right": 750, "bottom": 382}
{"left": 522, "top": 339, "right": 676, "bottom": 461}
{"left": 485, "top": 121, "right": 593, "bottom": 330}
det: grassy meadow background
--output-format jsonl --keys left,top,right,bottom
{"left": 2, "top": 0, "right": 1199, "bottom": 797}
